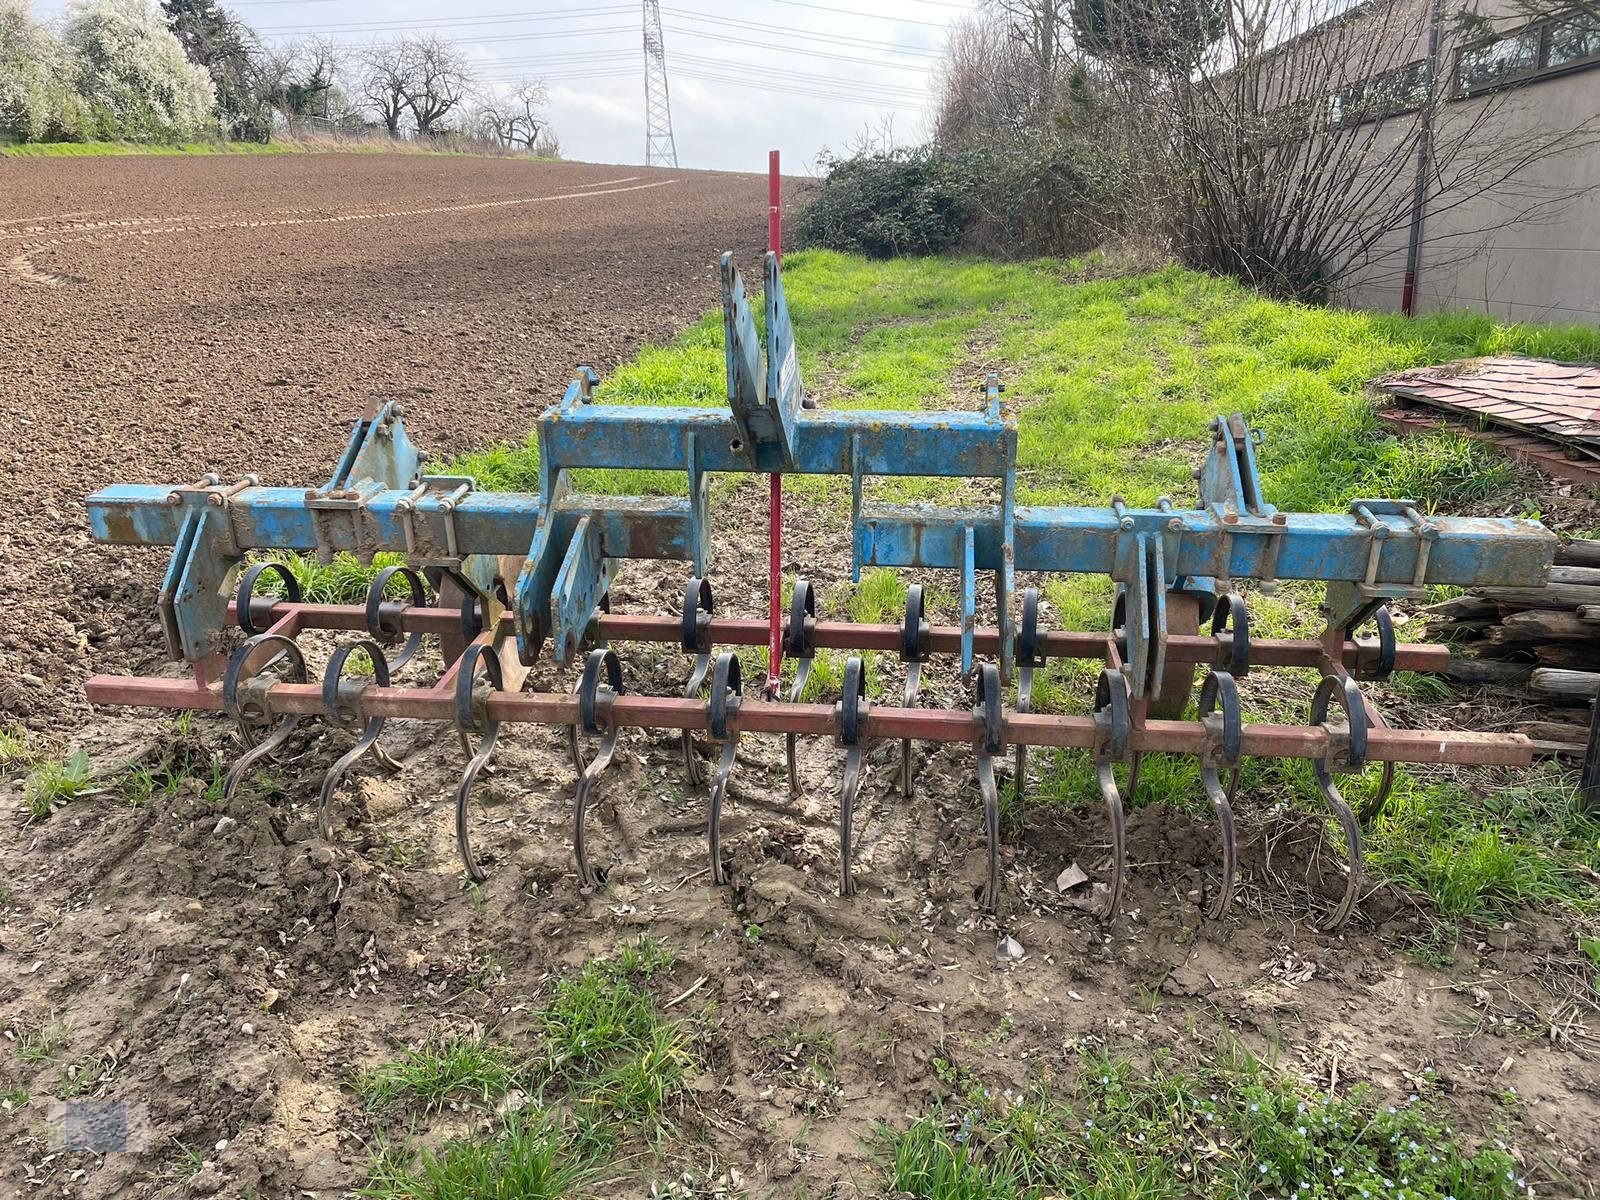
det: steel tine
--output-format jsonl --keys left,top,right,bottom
{"left": 223, "top": 719, "right": 298, "bottom": 802}
{"left": 1090, "top": 668, "right": 1133, "bottom": 923}
{"left": 785, "top": 657, "right": 813, "bottom": 799}
{"left": 707, "top": 740, "right": 737, "bottom": 885}
{"left": 454, "top": 725, "right": 500, "bottom": 884}
{"left": 1200, "top": 766, "right": 1238, "bottom": 920}
{"left": 1012, "top": 587, "right": 1042, "bottom": 804}
{"left": 573, "top": 731, "right": 619, "bottom": 889}
{"left": 681, "top": 729, "right": 705, "bottom": 787}
{"left": 1308, "top": 674, "right": 1368, "bottom": 932}
{"left": 681, "top": 651, "right": 710, "bottom": 787}
{"left": 839, "top": 745, "right": 864, "bottom": 897}
{"left": 1013, "top": 662, "right": 1033, "bottom": 801}
{"left": 1093, "top": 761, "right": 1128, "bottom": 922}
{"left": 836, "top": 656, "right": 869, "bottom": 897}
{"left": 784, "top": 580, "right": 816, "bottom": 800}
{"left": 452, "top": 643, "right": 504, "bottom": 884}
{"left": 680, "top": 576, "right": 715, "bottom": 789}
{"left": 899, "top": 659, "right": 921, "bottom": 797}
{"left": 1196, "top": 671, "right": 1242, "bottom": 920}
{"left": 319, "top": 730, "right": 381, "bottom": 839}
{"left": 220, "top": 632, "right": 307, "bottom": 801}
{"left": 1316, "top": 784, "right": 1364, "bottom": 932}
{"left": 972, "top": 663, "right": 1003, "bottom": 913}
{"left": 976, "top": 753, "right": 1001, "bottom": 913}
{"left": 317, "top": 638, "right": 398, "bottom": 841}
{"left": 705, "top": 652, "right": 742, "bottom": 886}
{"left": 571, "top": 649, "right": 624, "bottom": 889}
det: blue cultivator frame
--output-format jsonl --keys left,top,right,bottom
{"left": 84, "top": 250, "right": 1553, "bottom": 929}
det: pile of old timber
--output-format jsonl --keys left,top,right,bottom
{"left": 1426, "top": 538, "right": 1600, "bottom": 759}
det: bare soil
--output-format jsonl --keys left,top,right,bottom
{"left": 1, "top": 154, "right": 1597, "bottom": 1199}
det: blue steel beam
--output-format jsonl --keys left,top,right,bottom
{"left": 539, "top": 406, "right": 1016, "bottom": 479}
{"left": 857, "top": 501, "right": 1552, "bottom": 587}
{"left": 87, "top": 486, "right": 697, "bottom": 562}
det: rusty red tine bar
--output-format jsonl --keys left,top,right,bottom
{"left": 83, "top": 674, "right": 1532, "bottom": 768}
{"left": 229, "top": 602, "right": 1452, "bottom": 672}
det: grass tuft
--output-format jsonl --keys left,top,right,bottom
{"left": 884, "top": 1040, "right": 1526, "bottom": 1199}
{"left": 360, "top": 1108, "right": 603, "bottom": 1200}
{"left": 356, "top": 1033, "right": 528, "bottom": 1113}
{"left": 21, "top": 749, "right": 95, "bottom": 822}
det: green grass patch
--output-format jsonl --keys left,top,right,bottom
{"left": 0, "top": 724, "right": 34, "bottom": 771}
{"left": 21, "top": 749, "right": 95, "bottom": 822}
{"left": 885, "top": 1040, "right": 1527, "bottom": 1199}
{"left": 361, "top": 1109, "right": 605, "bottom": 1200}
{"left": 355, "top": 939, "right": 691, "bottom": 1195}
{"left": 1362, "top": 764, "right": 1600, "bottom": 920}
{"left": 11, "top": 1012, "right": 69, "bottom": 1064}
{"left": 356, "top": 1034, "right": 530, "bottom": 1113}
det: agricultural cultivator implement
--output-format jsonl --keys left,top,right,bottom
{"left": 84, "top": 252, "right": 1553, "bottom": 930}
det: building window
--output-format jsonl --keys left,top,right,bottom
{"left": 1328, "top": 59, "right": 1429, "bottom": 126}
{"left": 1456, "top": 9, "right": 1600, "bottom": 94}
{"left": 1547, "top": 11, "right": 1600, "bottom": 67}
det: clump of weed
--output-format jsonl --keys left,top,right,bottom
{"left": 355, "top": 1033, "right": 528, "bottom": 1113}
{"left": 360, "top": 1108, "right": 603, "bottom": 1200}
{"left": 883, "top": 1040, "right": 1527, "bottom": 1199}
{"left": 21, "top": 749, "right": 95, "bottom": 822}
{"left": 0, "top": 724, "right": 34, "bottom": 771}
{"left": 11, "top": 1012, "right": 69, "bottom": 1063}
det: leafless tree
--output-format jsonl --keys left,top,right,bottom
{"left": 357, "top": 38, "right": 411, "bottom": 137}
{"left": 474, "top": 78, "right": 549, "bottom": 151}
{"left": 400, "top": 35, "right": 475, "bottom": 137}
{"left": 1124, "top": 0, "right": 1598, "bottom": 298}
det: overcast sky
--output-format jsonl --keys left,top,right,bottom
{"left": 39, "top": 0, "right": 980, "bottom": 172}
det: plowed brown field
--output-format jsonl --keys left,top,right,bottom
{"left": 0, "top": 152, "right": 771, "bottom": 726}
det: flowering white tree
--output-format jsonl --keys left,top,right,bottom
{"left": 64, "top": 0, "right": 218, "bottom": 140}
{"left": 0, "top": 0, "right": 88, "bottom": 141}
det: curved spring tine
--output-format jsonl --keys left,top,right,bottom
{"left": 453, "top": 643, "right": 505, "bottom": 884}
{"left": 573, "top": 729, "right": 620, "bottom": 889}
{"left": 1308, "top": 675, "right": 1368, "bottom": 931}
{"left": 681, "top": 652, "right": 711, "bottom": 787}
{"left": 572, "top": 648, "right": 624, "bottom": 889}
{"left": 976, "top": 753, "right": 1001, "bottom": 913}
{"left": 1013, "top": 662, "right": 1034, "bottom": 803}
{"left": 706, "top": 740, "right": 738, "bottom": 885}
{"left": 839, "top": 744, "right": 864, "bottom": 897}
{"left": 784, "top": 656, "right": 814, "bottom": 800}
{"left": 365, "top": 565, "right": 429, "bottom": 672}
{"left": 455, "top": 723, "right": 501, "bottom": 884}
{"left": 318, "top": 726, "right": 387, "bottom": 839}
{"left": 1093, "top": 762, "right": 1128, "bottom": 922}
{"left": 318, "top": 639, "right": 400, "bottom": 841}
{"left": 1199, "top": 766, "right": 1238, "bottom": 920}
{"left": 899, "top": 660, "right": 922, "bottom": 797}
{"left": 1313, "top": 777, "right": 1364, "bottom": 932}
{"left": 223, "top": 717, "right": 298, "bottom": 802}
{"left": 784, "top": 578, "right": 817, "bottom": 798}
{"left": 222, "top": 632, "right": 306, "bottom": 798}
{"left": 972, "top": 663, "right": 1004, "bottom": 913}
{"left": 1356, "top": 703, "right": 1398, "bottom": 821}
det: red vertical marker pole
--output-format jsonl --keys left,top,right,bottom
{"left": 766, "top": 149, "right": 784, "bottom": 700}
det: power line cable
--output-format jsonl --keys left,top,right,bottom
{"left": 663, "top": 6, "right": 941, "bottom": 55}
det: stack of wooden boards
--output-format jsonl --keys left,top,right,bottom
{"left": 1425, "top": 538, "right": 1600, "bottom": 758}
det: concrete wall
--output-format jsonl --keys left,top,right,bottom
{"left": 1334, "top": 1, "right": 1600, "bottom": 323}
